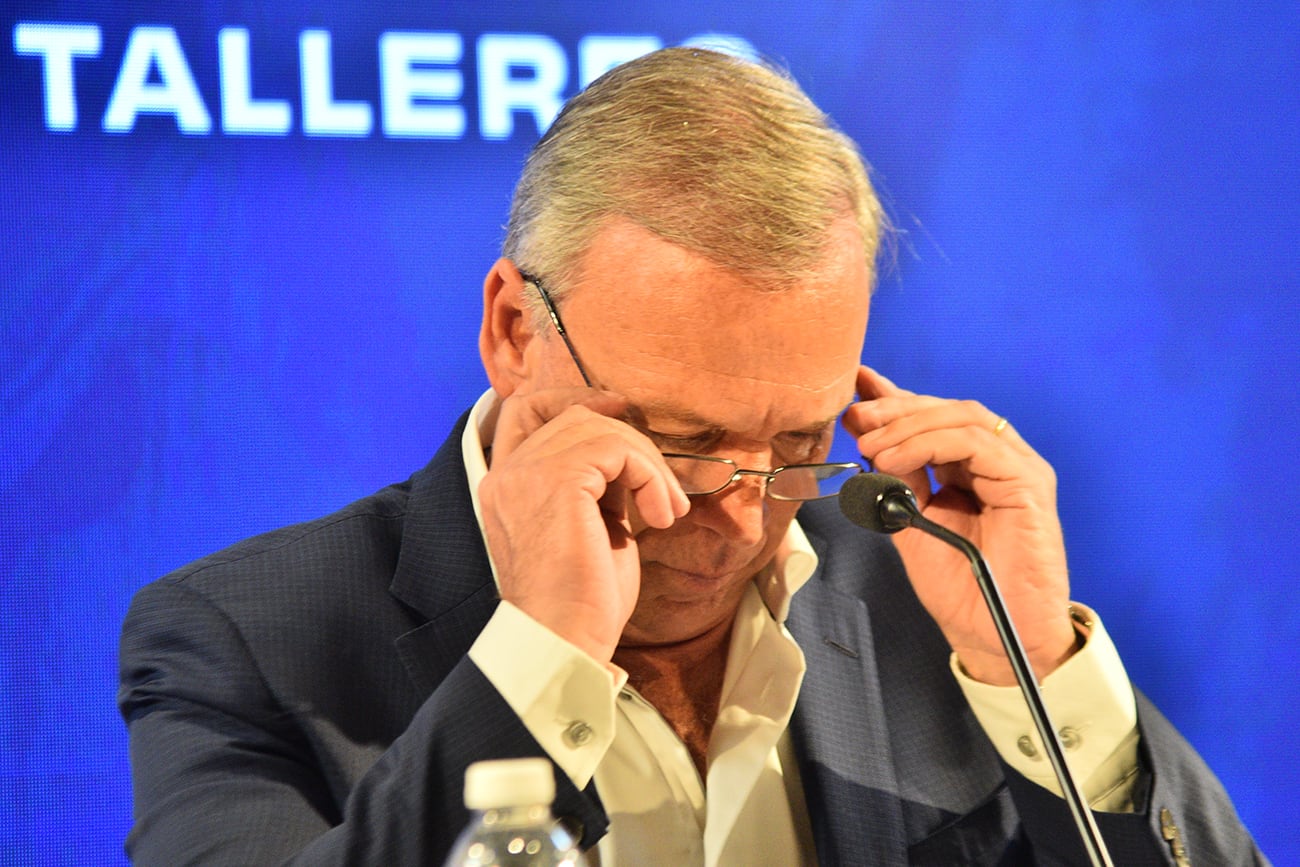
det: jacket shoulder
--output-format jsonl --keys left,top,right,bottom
{"left": 155, "top": 476, "right": 414, "bottom": 596}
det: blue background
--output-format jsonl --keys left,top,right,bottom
{"left": 2, "top": 2, "right": 1296, "bottom": 863}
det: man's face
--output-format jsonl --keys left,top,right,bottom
{"left": 526, "top": 216, "right": 872, "bottom": 647}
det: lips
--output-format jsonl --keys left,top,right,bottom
{"left": 663, "top": 567, "right": 730, "bottom": 582}
{"left": 645, "top": 561, "right": 747, "bottom": 583}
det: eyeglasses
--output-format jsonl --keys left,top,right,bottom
{"left": 521, "top": 271, "right": 863, "bottom": 502}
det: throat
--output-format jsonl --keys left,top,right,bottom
{"left": 614, "top": 619, "right": 733, "bottom": 780}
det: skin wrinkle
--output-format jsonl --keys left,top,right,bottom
{"left": 595, "top": 363, "right": 857, "bottom": 452}
{"left": 558, "top": 223, "right": 867, "bottom": 445}
{"left": 645, "top": 352, "right": 855, "bottom": 397}
{"left": 535, "top": 324, "right": 855, "bottom": 445}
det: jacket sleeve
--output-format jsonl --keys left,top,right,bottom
{"left": 1002, "top": 691, "right": 1269, "bottom": 866}
{"left": 119, "top": 578, "right": 607, "bottom": 866}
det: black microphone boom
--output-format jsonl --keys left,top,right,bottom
{"left": 838, "top": 472, "right": 1114, "bottom": 867}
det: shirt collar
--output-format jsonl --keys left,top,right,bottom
{"left": 461, "top": 389, "right": 819, "bottom": 621}
{"left": 462, "top": 389, "right": 501, "bottom": 584}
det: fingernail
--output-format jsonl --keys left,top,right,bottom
{"left": 675, "top": 489, "right": 692, "bottom": 517}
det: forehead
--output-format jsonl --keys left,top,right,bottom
{"left": 557, "top": 217, "right": 871, "bottom": 436}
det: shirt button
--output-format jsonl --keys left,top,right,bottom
{"left": 1016, "top": 735, "right": 1040, "bottom": 759}
{"left": 563, "top": 720, "right": 594, "bottom": 748}
{"left": 1059, "top": 726, "right": 1082, "bottom": 751}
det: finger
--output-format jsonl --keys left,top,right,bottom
{"left": 869, "top": 427, "right": 1054, "bottom": 503}
{"left": 855, "top": 365, "right": 916, "bottom": 401}
{"left": 931, "top": 458, "right": 980, "bottom": 492}
{"left": 881, "top": 465, "right": 935, "bottom": 510}
{"left": 850, "top": 369, "right": 1029, "bottom": 450}
{"left": 570, "top": 432, "right": 689, "bottom": 528}
{"left": 493, "top": 388, "right": 629, "bottom": 457}
{"left": 849, "top": 396, "right": 1036, "bottom": 459}
{"left": 843, "top": 393, "right": 950, "bottom": 438}
{"left": 870, "top": 425, "right": 1009, "bottom": 477}
{"left": 493, "top": 404, "right": 691, "bottom": 520}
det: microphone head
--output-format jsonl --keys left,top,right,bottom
{"left": 838, "top": 472, "right": 918, "bottom": 534}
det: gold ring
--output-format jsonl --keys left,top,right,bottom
{"left": 993, "top": 417, "right": 1009, "bottom": 437}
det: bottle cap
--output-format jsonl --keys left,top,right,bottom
{"left": 463, "top": 758, "right": 555, "bottom": 810}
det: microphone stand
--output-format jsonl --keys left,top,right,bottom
{"left": 877, "top": 493, "right": 1115, "bottom": 867}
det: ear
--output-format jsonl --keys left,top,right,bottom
{"left": 479, "top": 257, "right": 540, "bottom": 397}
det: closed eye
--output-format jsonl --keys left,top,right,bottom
{"left": 647, "top": 429, "right": 725, "bottom": 452}
{"left": 649, "top": 427, "right": 832, "bottom": 462}
{"left": 774, "top": 427, "right": 835, "bottom": 461}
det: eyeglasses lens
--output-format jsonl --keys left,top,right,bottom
{"left": 661, "top": 455, "right": 859, "bottom": 501}
{"left": 768, "top": 464, "right": 859, "bottom": 500}
{"left": 662, "top": 455, "right": 734, "bottom": 496}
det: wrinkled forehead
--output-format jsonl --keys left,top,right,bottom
{"left": 593, "top": 300, "right": 863, "bottom": 441}
{"left": 604, "top": 287, "right": 863, "bottom": 379}
{"left": 555, "top": 219, "right": 870, "bottom": 435}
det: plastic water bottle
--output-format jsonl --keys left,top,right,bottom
{"left": 444, "top": 758, "right": 586, "bottom": 867}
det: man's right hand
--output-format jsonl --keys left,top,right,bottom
{"left": 478, "top": 387, "right": 691, "bottom": 664}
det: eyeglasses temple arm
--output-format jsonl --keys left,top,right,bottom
{"left": 523, "top": 272, "right": 595, "bottom": 388}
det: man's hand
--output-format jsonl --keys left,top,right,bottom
{"left": 478, "top": 387, "right": 691, "bottom": 664}
{"left": 843, "top": 366, "right": 1076, "bottom": 685}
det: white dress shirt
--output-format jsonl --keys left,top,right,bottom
{"left": 461, "top": 390, "right": 1139, "bottom": 865}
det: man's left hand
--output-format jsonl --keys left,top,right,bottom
{"left": 843, "top": 365, "right": 1077, "bottom": 686}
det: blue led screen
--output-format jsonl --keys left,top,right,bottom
{"left": 2, "top": 2, "right": 1297, "bottom": 862}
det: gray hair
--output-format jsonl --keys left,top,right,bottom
{"left": 502, "top": 46, "right": 884, "bottom": 306}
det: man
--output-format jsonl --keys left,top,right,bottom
{"left": 120, "top": 47, "right": 1265, "bottom": 864}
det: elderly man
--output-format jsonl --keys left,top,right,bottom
{"left": 120, "top": 48, "right": 1264, "bottom": 865}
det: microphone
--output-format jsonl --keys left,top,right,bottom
{"left": 836, "top": 472, "right": 918, "bottom": 534}
{"left": 839, "top": 472, "right": 1115, "bottom": 867}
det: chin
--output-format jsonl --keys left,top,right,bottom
{"left": 641, "top": 560, "right": 749, "bottom": 600}
{"left": 621, "top": 566, "right": 750, "bottom": 645}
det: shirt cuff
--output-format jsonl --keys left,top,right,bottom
{"left": 469, "top": 600, "right": 627, "bottom": 789}
{"left": 951, "top": 604, "right": 1141, "bottom": 812}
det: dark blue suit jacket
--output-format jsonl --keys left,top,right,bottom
{"left": 119, "top": 414, "right": 1265, "bottom": 865}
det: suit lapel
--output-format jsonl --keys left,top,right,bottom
{"left": 788, "top": 573, "right": 910, "bottom": 865}
{"left": 789, "top": 501, "right": 1016, "bottom": 863}
{"left": 388, "top": 411, "right": 501, "bottom": 695}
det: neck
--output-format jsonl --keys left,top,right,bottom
{"left": 614, "top": 612, "right": 735, "bottom": 681}
{"left": 614, "top": 615, "right": 736, "bottom": 779}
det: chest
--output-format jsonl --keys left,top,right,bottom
{"left": 622, "top": 653, "right": 727, "bottom": 778}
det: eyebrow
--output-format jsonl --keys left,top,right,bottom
{"left": 624, "top": 400, "right": 845, "bottom": 438}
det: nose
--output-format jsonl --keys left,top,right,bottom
{"left": 689, "top": 471, "right": 769, "bottom": 548}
